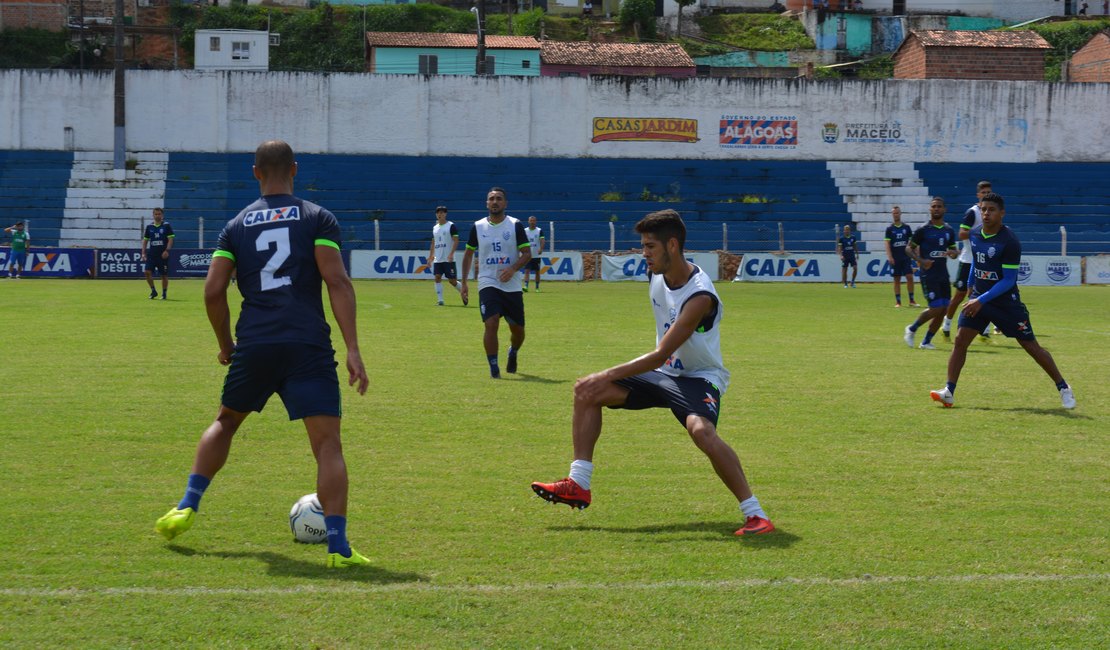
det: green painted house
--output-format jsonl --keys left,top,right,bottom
{"left": 365, "top": 32, "right": 541, "bottom": 76}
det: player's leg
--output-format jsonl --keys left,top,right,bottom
{"left": 906, "top": 272, "right": 917, "bottom": 306}
{"left": 303, "top": 415, "right": 368, "bottom": 566}
{"left": 433, "top": 272, "right": 444, "bottom": 305}
{"left": 684, "top": 415, "right": 773, "bottom": 535}
{"left": 506, "top": 322, "right": 524, "bottom": 374}
{"left": 483, "top": 315, "right": 501, "bottom": 377}
{"left": 893, "top": 273, "right": 902, "bottom": 306}
{"left": 504, "top": 293, "right": 525, "bottom": 374}
{"left": 841, "top": 262, "right": 848, "bottom": 287}
{"left": 931, "top": 325, "right": 977, "bottom": 407}
{"left": 160, "top": 267, "right": 169, "bottom": 299}
{"left": 522, "top": 269, "right": 530, "bottom": 291}
{"left": 851, "top": 260, "right": 858, "bottom": 286}
{"left": 533, "top": 259, "right": 541, "bottom": 291}
{"left": 145, "top": 268, "right": 157, "bottom": 298}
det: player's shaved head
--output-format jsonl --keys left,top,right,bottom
{"left": 636, "top": 209, "right": 686, "bottom": 250}
{"left": 255, "top": 140, "right": 295, "bottom": 179}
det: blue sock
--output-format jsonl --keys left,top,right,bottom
{"left": 909, "top": 292, "right": 915, "bottom": 302}
{"left": 487, "top": 354, "right": 498, "bottom": 368}
{"left": 923, "top": 330, "right": 935, "bottom": 345}
{"left": 1055, "top": 379, "right": 1068, "bottom": 390}
{"left": 508, "top": 347, "right": 517, "bottom": 358}
{"left": 946, "top": 381, "right": 957, "bottom": 395}
{"left": 325, "top": 515, "right": 351, "bottom": 556}
{"left": 909, "top": 322, "right": 919, "bottom": 332}
{"left": 177, "top": 473, "right": 211, "bottom": 511}
{"left": 895, "top": 293, "right": 902, "bottom": 304}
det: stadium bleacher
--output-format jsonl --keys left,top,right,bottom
{"left": 0, "top": 150, "right": 72, "bottom": 246}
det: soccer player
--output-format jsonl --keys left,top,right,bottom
{"left": 930, "top": 193, "right": 1076, "bottom": 409}
{"left": 943, "top": 181, "right": 993, "bottom": 342}
{"left": 4, "top": 221, "right": 29, "bottom": 279}
{"left": 427, "top": 205, "right": 465, "bottom": 306}
{"left": 837, "top": 224, "right": 858, "bottom": 288}
{"left": 885, "top": 206, "right": 917, "bottom": 307}
{"left": 155, "top": 140, "right": 373, "bottom": 568}
{"left": 461, "top": 187, "right": 531, "bottom": 379}
{"left": 141, "top": 207, "right": 174, "bottom": 299}
{"left": 530, "top": 209, "right": 774, "bottom": 537}
{"left": 902, "top": 198, "right": 958, "bottom": 350}
{"left": 522, "top": 216, "right": 545, "bottom": 292}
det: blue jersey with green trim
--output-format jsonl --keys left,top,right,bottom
{"left": 968, "top": 224, "right": 1021, "bottom": 300}
{"left": 910, "top": 223, "right": 957, "bottom": 280}
{"left": 885, "top": 224, "right": 912, "bottom": 261}
{"left": 144, "top": 222, "right": 174, "bottom": 251}
{"left": 215, "top": 194, "right": 342, "bottom": 348}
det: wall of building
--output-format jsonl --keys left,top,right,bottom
{"left": 541, "top": 64, "right": 695, "bottom": 78}
{"left": 0, "top": 0, "right": 66, "bottom": 30}
{"left": 923, "top": 47, "right": 1046, "bottom": 80}
{"left": 371, "top": 47, "right": 540, "bottom": 76}
{"left": 1070, "top": 34, "right": 1110, "bottom": 82}
{"left": 786, "top": 0, "right": 1063, "bottom": 21}
{"left": 3, "top": 70, "right": 1110, "bottom": 163}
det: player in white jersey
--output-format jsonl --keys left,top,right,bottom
{"left": 427, "top": 206, "right": 466, "bottom": 306}
{"left": 531, "top": 210, "right": 775, "bottom": 537}
{"left": 943, "top": 180, "right": 993, "bottom": 342}
{"left": 522, "top": 216, "right": 545, "bottom": 293}
{"left": 461, "top": 187, "right": 532, "bottom": 378}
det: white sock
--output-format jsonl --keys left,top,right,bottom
{"left": 435, "top": 283, "right": 444, "bottom": 301}
{"left": 454, "top": 282, "right": 462, "bottom": 293}
{"left": 942, "top": 316, "right": 952, "bottom": 332}
{"left": 568, "top": 459, "right": 593, "bottom": 490}
{"left": 739, "top": 495, "right": 767, "bottom": 520}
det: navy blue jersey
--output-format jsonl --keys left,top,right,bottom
{"left": 910, "top": 223, "right": 957, "bottom": 279}
{"left": 214, "top": 195, "right": 341, "bottom": 349}
{"left": 838, "top": 236, "right": 857, "bottom": 255}
{"left": 968, "top": 225, "right": 1021, "bottom": 299}
{"left": 884, "top": 224, "right": 913, "bottom": 261}
{"left": 144, "top": 222, "right": 174, "bottom": 251}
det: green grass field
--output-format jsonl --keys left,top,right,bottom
{"left": 1, "top": 279, "right": 1106, "bottom": 648}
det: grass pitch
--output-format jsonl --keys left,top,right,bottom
{"left": 0, "top": 279, "right": 1106, "bottom": 648}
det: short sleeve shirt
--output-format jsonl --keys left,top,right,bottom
{"left": 838, "top": 236, "right": 857, "bottom": 255}
{"left": 144, "top": 222, "right": 174, "bottom": 251}
{"left": 910, "top": 223, "right": 957, "bottom": 280}
{"left": 968, "top": 225, "right": 1021, "bottom": 300}
{"left": 885, "top": 224, "right": 913, "bottom": 261}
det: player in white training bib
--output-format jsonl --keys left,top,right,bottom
{"left": 427, "top": 205, "right": 465, "bottom": 306}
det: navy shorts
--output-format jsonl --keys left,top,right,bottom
{"left": 953, "top": 262, "right": 972, "bottom": 291}
{"left": 432, "top": 261, "right": 457, "bottom": 279}
{"left": 891, "top": 258, "right": 913, "bottom": 277}
{"left": 920, "top": 272, "right": 952, "bottom": 308}
{"left": 146, "top": 251, "right": 169, "bottom": 275}
{"left": 221, "top": 343, "right": 341, "bottom": 420}
{"left": 525, "top": 258, "right": 541, "bottom": 272}
{"left": 479, "top": 287, "right": 525, "bottom": 326}
{"left": 958, "top": 294, "right": 1036, "bottom": 341}
{"left": 842, "top": 254, "right": 856, "bottom": 268}
{"left": 611, "top": 371, "right": 722, "bottom": 427}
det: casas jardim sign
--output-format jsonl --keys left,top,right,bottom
{"left": 592, "top": 117, "right": 699, "bottom": 143}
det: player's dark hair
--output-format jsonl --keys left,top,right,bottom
{"left": 980, "top": 192, "right": 1005, "bottom": 209}
{"left": 488, "top": 187, "right": 507, "bottom": 199}
{"left": 255, "top": 140, "right": 295, "bottom": 179}
{"left": 435, "top": 206, "right": 447, "bottom": 213}
{"left": 635, "top": 209, "right": 686, "bottom": 250}
{"left": 976, "top": 180, "right": 992, "bottom": 190}
{"left": 931, "top": 196, "right": 945, "bottom": 205}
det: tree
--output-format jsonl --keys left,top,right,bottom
{"left": 619, "top": 0, "right": 656, "bottom": 40}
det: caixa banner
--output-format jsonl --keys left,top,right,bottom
{"left": 1, "top": 247, "right": 95, "bottom": 277}
{"left": 349, "top": 250, "right": 582, "bottom": 281}
{"left": 602, "top": 253, "right": 719, "bottom": 281}
{"left": 737, "top": 253, "right": 934, "bottom": 282}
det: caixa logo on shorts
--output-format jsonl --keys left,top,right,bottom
{"left": 1018, "top": 261, "right": 1033, "bottom": 283}
{"left": 1046, "top": 260, "right": 1072, "bottom": 284}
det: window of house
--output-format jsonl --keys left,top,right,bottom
{"left": 522, "top": 60, "right": 531, "bottom": 69}
{"left": 209, "top": 37, "right": 220, "bottom": 52}
{"left": 559, "top": 72, "right": 581, "bottom": 78}
{"left": 232, "top": 41, "right": 251, "bottom": 61}
{"left": 419, "top": 54, "right": 439, "bottom": 74}
{"left": 485, "top": 56, "right": 496, "bottom": 75}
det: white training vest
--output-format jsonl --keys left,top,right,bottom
{"left": 431, "top": 221, "right": 456, "bottom": 263}
{"left": 957, "top": 204, "right": 982, "bottom": 263}
{"left": 650, "top": 265, "right": 730, "bottom": 394}
{"left": 473, "top": 215, "right": 525, "bottom": 293}
{"left": 525, "top": 227, "right": 544, "bottom": 257}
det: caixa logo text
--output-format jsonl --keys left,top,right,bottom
{"left": 1, "top": 252, "right": 76, "bottom": 273}
{"left": 743, "top": 257, "right": 820, "bottom": 277}
{"left": 624, "top": 256, "right": 697, "bottom": 277}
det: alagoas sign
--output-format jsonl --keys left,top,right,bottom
{"left": 592, "top": 117, "right": 699, "bottom": 143}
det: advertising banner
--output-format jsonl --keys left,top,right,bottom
{"left": 0, "top": 247, "right": 95, "bottom": 277}
{"left": 95, "top": 249, "right": 145, "bottom": 278}
{"left": 1016, "top": 256, "right": 1082, "bottom": 287}
{"left": 737, "top": 253, "right": 946, "bottom": 282}
{"left": 350, "top": 250, "right": 582, "bottom": 281}
{"left": 591, "top": 117, "right": 699, "bottom": 144}
{"left": 170, "top": 249, "right": 214, "bottom": 277}
{"left": 601, "top": 253, "right": 719, "bottom": 282}
{"left": 1085, "top": 255, "right": 1110, "bottom": 284}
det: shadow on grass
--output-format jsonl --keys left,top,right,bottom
{"left": 963, "top": 405, "right": 1093, "bottom": 419}
{"left": 166, "top": 545, "right": 428, "bottom": 584}
{"left": 511, "top": 373, "right": 569, "bottom": 384}
{"left": 546, "top": 521, "right": 800, "bottom": 548}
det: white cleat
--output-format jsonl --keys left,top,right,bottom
{"left": 1060, "top": 386, "right": 1076, "bottom": 410}
{"left": 930, "top": 387, "right": 954, "bottom": 408}
{"left": 919, "top": 342, "right": 937, "bottom": 350}
{"left": 903, "top": 325, "right": 915, "bottom": 348}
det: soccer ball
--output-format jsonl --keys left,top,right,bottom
{"left": 289, "top": 493, "right": 327, "bottom": 544}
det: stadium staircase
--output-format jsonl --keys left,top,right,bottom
{"left": 827, "top": 161, "right": 933, "bottom": 251}
{"left": 59, "top": 152, "right": 169, "bottom": 248}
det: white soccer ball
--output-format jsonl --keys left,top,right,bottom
{"left": 289, "top": 493, "right": 327, "bottom": 544}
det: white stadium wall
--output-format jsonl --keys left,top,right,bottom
{"left": 2, "top": 70, "right": 1110, "bottom": 163}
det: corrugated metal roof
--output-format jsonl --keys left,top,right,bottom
{"left": 365, "top": 32, "right": 539, "bottom": 50}
{"left": 540, "top": 41, "right": 695, "bottom": 68}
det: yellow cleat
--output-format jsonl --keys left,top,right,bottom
{"left": 155, "top": 507, "right": 196, "bottom": 541}
{"left": 326, "top": 547, "right": 371, "bottom": 568}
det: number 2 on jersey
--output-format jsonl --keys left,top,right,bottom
{"left": 257, "top": 227, "right": 292, "bottom": 291}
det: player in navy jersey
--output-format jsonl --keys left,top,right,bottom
{"left": 930, "top": 193, "right": 1075, "bottom": 409}
{"left": 141, "top": 208, "right": 174, "bottom": 299}
{"left": 943, "top": 181, "right": 994, "bottom": 342}
{"left": 837, "top": 225, "right": 858, "bottom": 288}
{"left": 902, "top": 198, "right": 958, "bottom": 350}
{"left": 884, "top": 206, "right": 917, "bottom": 307}
{"left": 531, "top": 210, "right": 774, "bottom": 537}
{"left": 155, "top": 141, "right": 373, "bottom": 567}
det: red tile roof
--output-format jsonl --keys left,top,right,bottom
{"left": 908, "top": 30, "right": 1052, "bottom": 50}
{"left": 366, "top": 32, "right": 539, "bottom": 50}
{"left": 540, "top": 41, "right": 694, "bottom": 68}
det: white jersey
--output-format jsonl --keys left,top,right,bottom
{"left": 957, "top": 204, "right": 982, "bottom": 263}
{"left": 650, "top": 265, "right": 730, "bottom": 394}
{"left": 466, "top": 215, "right": 529, "bottom": 292}
{"left": 525, "top": 226, "right": 544, "bottom": 257}
{"left": 431, "top": 221, "right": 458, "bottom": 263}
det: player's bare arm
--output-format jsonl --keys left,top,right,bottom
{"left": 460, "top": 247, "right": 475, "bottom": 301}
{"left": 317, "top": 244, "right": 369, "bottom": 396}
{"left": 576, "top": 294, "right": 714, "bottom": 401}
{"left": 204, "top": 255, "right": 236, "bottom": 365}
{"left": 885, "top": 240, "right": 894, "bottom": 264}
{"left": 447, "top": 235, "right": 458, "bottom": 263}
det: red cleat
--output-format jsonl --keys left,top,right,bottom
{"left": 531, "top": 478, "right": 591, "bottom": 510}
{"left": 734, "top": 516, "right": 775, "bottom": 536}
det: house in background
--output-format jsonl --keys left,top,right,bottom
{"left": 892, "top": 30, "right": 1051, "bottom": 80}
{"left": 540, "top": 42, "right": 696, "bottom": 78}
{"left": 1069, "top": 29, "right": 1110, "bottom": 82}
{"left": 365, "top": 32, "right": 540, "bottom": 76}
{"left": 194, "top": 29, "right": 270, "bottom": 72}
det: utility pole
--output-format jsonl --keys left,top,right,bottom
{"left": 472, "top": 1, "right": 487, "bottom": 75}
{"left": 113, "top": 0, "right": 125, "bottom": 170}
